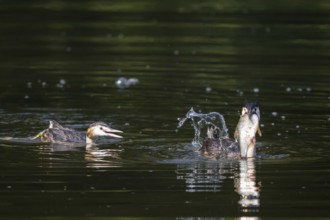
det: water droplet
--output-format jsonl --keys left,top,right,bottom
{"left": 272, "top": 112, "right": 278, "bottom": 117}
{"left": 296, "top": 125, "right": 300, "bottom": 129}
{"left": 236, "top": 89, "right": 244, "bottom": 96}
{"left": 118, "top": 33, "right": 124, "bottom": 39}
{"left": 59, "top": 79, "right": 66, "bottom": 85}
{"left": 306, "top": 87, "right": 312, "bottom": 92}
{"left": 115, "top": 77, "right": 127, "bottom": 89}
{"left": 24, "top": 95, "right": 29, "bottom": 99}
{"left": 265, "top": 26, "right": 271, "bottom": 33}
{"left": 127, "top": 78, "right": 139, "bottom": 85}
{"left": 286, "top": 87, "right": 291, "bottom": 92}
{"left": 27, "top": 82, "right": 32, "bottom": 88}
{"left": 57, "top": 79, "right": 66, "bottom": 89}
{"left": 173, "top": 50, "right": 180, "bottom": 55}
{"left": 281, "top": 115, "right": 286, "bottom": 120}
{"left": 253, "top": 88, "right": 260, "bottom": 93}
{"left": 205, "top": 86, "right": 212, "bottom": 93}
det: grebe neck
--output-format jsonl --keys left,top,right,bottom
{"left": 86, "top": 127, "right": 95, "bottom": 145}
{"left": 86, "top": 135, "right": 94, "bottom": 144}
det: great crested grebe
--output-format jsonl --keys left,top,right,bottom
{"left": 200, "top": 101, "right": 262, "bottom": 158}
{"left": 33, "top": 120, "right": 123, "bottom": 145}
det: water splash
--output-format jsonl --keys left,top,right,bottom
{"left": 177, "top": 108, "right": 228, "bottom": 146}
{"left": 115, "top": 77, "right": 139, "bottom": 89}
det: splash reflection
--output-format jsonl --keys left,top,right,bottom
{"left": 176, "top": 162, "right": 233, "bottom": 192}
{"left": 235, "top": 159, "right": 261, "bottom": 212}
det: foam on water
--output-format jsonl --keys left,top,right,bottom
{"left": 177, "top": 107, "right": 228, "bottom": 146}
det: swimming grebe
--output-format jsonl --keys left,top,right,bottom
{"left": 200, "top": 101, "right": 261, "bottom": 158}
{"left": 33, "top": 120, "right": 123, "bottom": 145}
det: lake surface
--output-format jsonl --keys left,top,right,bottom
{"left": 0, "top": 1, "right": 330, "bottom": 219}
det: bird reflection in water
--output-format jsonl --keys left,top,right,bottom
{"left": 235, "top": 159, "right": 261, "bottom": 212}
{"left": 34, "top": 144, "right": 124, "bottom": 169}
{"left": 176, "top": 159, "right": 261, "bottom": 213}
{"left": 85, "top": 147, "right": 123, "bottom": 168}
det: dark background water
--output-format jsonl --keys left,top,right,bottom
{"left": 0, "top": 1, "right": 330, "bottom": 219}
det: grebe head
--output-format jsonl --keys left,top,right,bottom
{"left": 86, "top": 122, "right": 123, "bottom": 144}
{"left": 243, "top": 100, "right": 260, "bottom": 121}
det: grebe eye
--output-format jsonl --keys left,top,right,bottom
{"left": 100, "top": 126, "right": 103, "bottom": 130}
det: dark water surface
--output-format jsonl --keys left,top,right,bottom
{"left": 1, "top": 1, "right": 330, "bottom": 219}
